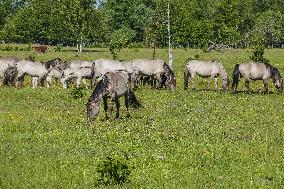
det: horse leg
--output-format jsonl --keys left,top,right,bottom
{"left": 39, "top": 77, "right": 45, "bottom": 87}
{"left": 32, "top": 77, "right": 38, "bottom": 89}
{"left": 82, "top": 78, "right": 88, "bottom": 89}
{"left": 132, "top": 73, "right": 139, "bottom": 89}
{"left": 61, "top": 79, "right": 67, "bottom": 89}
{"left": 76, "top": 77, "right": 81, "bottom": 88}
{"left": 207, "top": 78, "right": 212, "bottom": 90}
{"left": 103, "top": 96, "right": 109, "bottom": 119}
{"left": 46, "top": 76, "right": 51, "bottom": 89}
{"left": 189, "top": 73, "right": 196, "bottom": 90}
{"left": 109, "top": 95, "right": 116, "bottom": 118}
{"left": 15, "top": 72, "right": 23, "bottom": 88}
{"left": 245, "top": 79, "right": 251, "bottom": 94}
{"left": 115, "top": 97, "right": 120, "bottom": 119}
{"left": 263, "top": 79, "right": 268, "bottom": 94}
{"left": 154, "top": 74, "right": 161, "bottom": 89}
{"left": 214, "top": 78, "right": 218, "bottom": 90}
{"left": 124, "top": 93, "right": 130, "bottom": 118}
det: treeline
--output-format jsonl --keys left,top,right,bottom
{"left": 0, "top": 0, "right": 283, "bottom": 49}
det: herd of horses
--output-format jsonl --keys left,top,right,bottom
{"left": 0, "top": 56, "right": 283, "bottom": 121}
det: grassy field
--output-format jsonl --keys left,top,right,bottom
{"left": 1, "top": 47, "right": 284, "bottom": 188}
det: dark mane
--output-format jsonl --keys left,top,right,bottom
{"left": 88, "top": 75, "right": 109, "bottom": 101}
{"left": 265, "top": 62, "right": 281, "bottom": 80}
{"left": 43, "top": 58, "right": 66, "bottom": 70}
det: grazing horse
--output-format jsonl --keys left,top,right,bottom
{"left": 0, "top": 57, "right": 19, "bottom": 86}
{"left": 69, "top": 60, "right": 93, "bottom": 69}
{"left": 44, "top": 67, "right": 63, "bottom": 88}
{"left": 184, "top": 60, "right": 229, "bottom": 91}
{"left": 131, "top": 59, "right": 176, "bottom": 90}
{"left": 93, "top": 59, "right": 133, "bottom": 77}
{"left": 32, "top": 46, "right": 48, "bottom": 53}
{"left": 86, "top": 71, "right": 141, "bottom": 121}
{"left": 232, "top": 62, "right": 283, "bottom": 94}
{"left": 15, "top": 59, "right": 57, "bottom": 88}
{"left": 91, "top": 59, "right": 134, "bottom": 87}
{"left": 60, "top": 67, "right": 94, "bottom": 89}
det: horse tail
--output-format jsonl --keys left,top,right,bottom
{"left": 232, "top": 64, "right": 240, "bottom": 90}
{"left": 128, "top": 90, "right": 142, "bottom": 109}
{"left": 184, "top": 64, "right": 190, "bottom": 90}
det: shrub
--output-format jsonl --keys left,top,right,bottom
{"left": 250, "top": 45, "right": 269, "bottom": 63}
{"left": 2, "top": 46, "right": 14, "bottom": 51}
{"left": 55, "top": 45, "right": 63, "bottom": 52}
{"left": 109, "top": 27, "right": 135, "bottom": 59}
{"left": 70, "top": 86, "right": 85, "bottom": 99}
{"left": 96, "top": 156, "right": 132, "bottom": 186}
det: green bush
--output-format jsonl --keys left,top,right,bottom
{"left": 2, "top": 46, "right": 14, "bottom": 51}
{"left": 109, "top": 27, "right": 135, "bottom": 59}
{"left": 70, "top": 86, "right": 85, "bottom": 99}
{"left": 96, "top": 156, "right": 132, "bottom": 186}
{"left": 55, "top": 45, "right": 63, "bottom": 52}
{"left": 250, "top": 45, "right": 269, "bottom": 63}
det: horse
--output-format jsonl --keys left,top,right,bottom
{"left": 32, "top": 46, "right": 48, "bottom": 53}
{"left": 232, "top": 62, "right": 283, "bottom": 94}
{"left": 131, "top": 59, "right": 176, "bottom": 90}
{"left": 60, "top": 67, "right": 94, "bottom": 89}
{"left": 69, "top": 60, "right": 93, "bottom": 69}
{"left": 0, "top": 57, "right": 19, "bottom": 86}
{"left": 86, "top": 71, "right": 141, "bottom": 121}
{"left": 184, "top": 60, "right": 229, "bottom": 91}
{"left": 15, "top": 59, "right": 58, "bottom": 88}
{"left": 93, "top": 59, "right": 133, "bottom": 76}
{"left": 44, "top": 67, "right": 63, "bottom": 88}
{"left": 91, "top": 59, "right": 134, "bottom": 87}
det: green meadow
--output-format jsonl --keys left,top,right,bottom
{"left": 1, "top": 47, "right": 284, "bottom": 188}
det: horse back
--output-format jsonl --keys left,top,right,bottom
{"left": 94, "top": 59, "right": 128, "bottom": 75}
{"left": 186, "top": 60, "right": 219, "bottom": 77}
{"left": 131, "top": 59, "right": 165, "bottom": 75}
{"left": 70, "top": 60, "right": 93, "bottom": 69}
{"left": 239, "top": 62, "right": 270, "bottom": 80}
{"left": 106, "top": 71, "right": 129, "bottom": 98}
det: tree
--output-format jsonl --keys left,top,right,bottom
{"left": 0, "top": 0, "right": 103, "bottom": 50}
{"left": 249, "top": 11, "right": 283, "bottom": 47}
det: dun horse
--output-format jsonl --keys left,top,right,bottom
{"left": 61, "top": 67, "right": 94, "bottom": 89}
{"left": 15, "top": 58, "right": 60, "bottom": 88}
{"left": 232, "top": 62, "right": 283, "bottom": 94}
{"left": 184, "top": 60, "right": 229, "bottom": 91}
{"left": 86, "top": 71, "right": 141, "bottom": 121}
{"left": 131, "top": 59, "right": 176, "bottom": 90}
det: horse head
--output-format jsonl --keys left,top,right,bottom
{"left": 163, "top": 63, "right": 176, "bottom": 90}
{"left": 271, "top": 66, "right": 283, "bottom": 93}
{"left": 274, "top": 77, "right": 283, "bottom": 93}
{"left": 165, "top": 74, "right": 176, "bottom": 90}
{"left": 86, "top": 97, "right": 101, "bottom": 120}
{"left": 222, "top": 77, "right": 230, "bottom": 91}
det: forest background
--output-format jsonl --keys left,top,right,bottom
{"left": 0, "top": 0, "right": 283, "bottom": 50}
